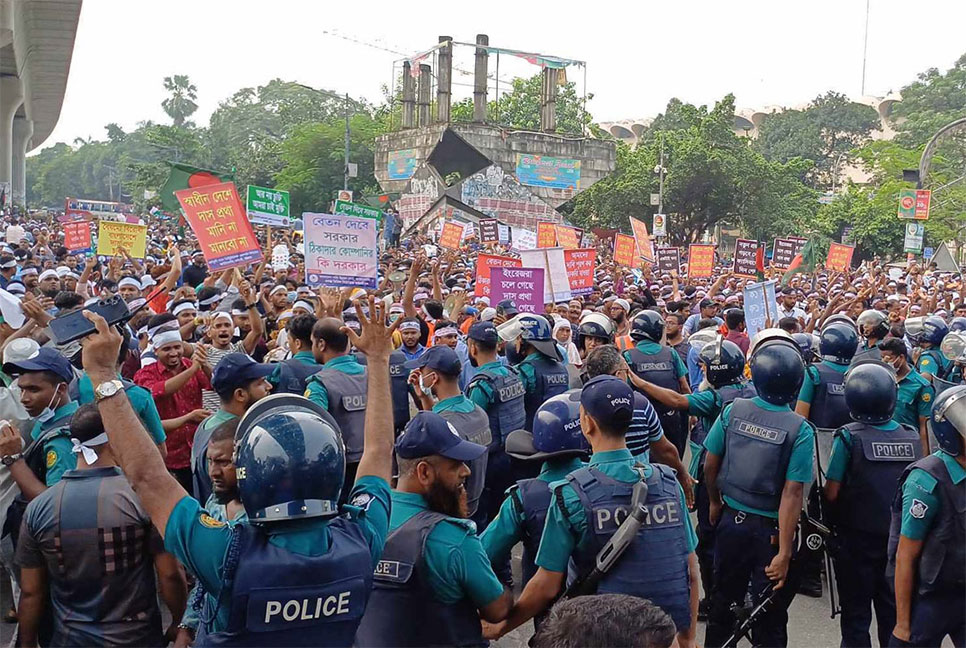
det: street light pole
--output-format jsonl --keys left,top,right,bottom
{"left": 344, "top": 93, "right": 350, "bottom": 192}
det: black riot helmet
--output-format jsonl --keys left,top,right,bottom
{"left": 698, "top": 336, "right": 746, "bottom": 387}
{"left": 819, "top": 322, "right": 859, "bottom": 364}
{"left": 748, "top": 329, "right": 806, "bottom": 406}
{"left": 844, "top": 362, "right": 897, "bottom": 425}
{"left": 629, "top": 309, "right": 664, "bottom": 343}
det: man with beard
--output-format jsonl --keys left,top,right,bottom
{"left": 20, "top": 266, "right": 38, "bottom": 292}
{"left": 191, "top": 353, "right": 273, "bottom": 503}
{"left": 37, "top": 269, "right": 61, "bottom": 298}
{"left": 398, "top": 317, "right": 425, "bottom": 361}
{"left": 181, "top": 251, "right": 208, "bottom": 288}
{"left": 0, "top": 254, "right": 16, "bottom": 289}
{"left": 355, "top": 411, "right": 511, "bottom": 647}
{"left": 609, "top": 298, "right": 633, "bottom": 351}
{"left": 117, "top": 276, "right": 142, "bottom": 301}
{"left": 175, "top": 419, "right": 247, "bottom": 648}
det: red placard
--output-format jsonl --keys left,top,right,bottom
{"left": 439, "top": 222, "right": 464, "bottom": 250}
{"left": 536, "top": 221, "right": 557, "bottom": 248}
{"left": 687, "top": 244, "right": 716, "bottom": 278}
{"left": 826, "top": 243, "right": 855, "bottom": 272}
{"left": 64, "top": 221, "right": 92, "bottom": 252}
{"left": 914, "top": 189, "right": 931, "bottom": 220}
{"left": 474, "top": 253, "right": 522, "bottom": 298}
{"left": 563, "top": 248, "right": 597, "bottom": 295}
{"left": 175, "top": 182, "right": 263, "bottom": 271}
{"left": 554, "top": 224, "right": 580, "bottom": 250}
{"left": 614, "top": 233, "right": 637, "bottom": 266}
{"left": 629, "top": 216, "right": 654, "bottom": 262}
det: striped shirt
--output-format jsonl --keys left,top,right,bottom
{"left": 626, "top": 392, "right": 664, "bottom": 460}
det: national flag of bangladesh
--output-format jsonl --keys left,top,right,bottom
{"left": 782, "top": 239, "right": 819, "bottom": 285}
{"left": 159, "top": 162, "right": 234, "bottom": 213}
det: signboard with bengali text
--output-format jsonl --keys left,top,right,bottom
{"left": 246, "top": 185, "right": 291, "bottom": 227}
{"left": 176, "top": 182, "right": 263, "bottom": 271}
{"left": 303, "top": 212, "right": 378, "bottom": 289}
{"left": 96, "top": 221, "right": 147, "bottom": 259}
{"left": 826, "top": 243, "right": 855, "bottom": 272}
{"left": 537, "top": 221, "right": 557, "bottom": 248}
{"left": 474, "top": 254, "right": 522, "bottom": 298}
{"left": 515, "top": 154, "right": 580, "bottom": 190}
{"left": 563, "top": 248, "right": 596, "bottom": 296}
{"left": 439, "top": 222, "right": 464, "bottom": 250}
{"left": 733, "top": 238, "right": 761, "bottom": 278}
{"left": 656, "top": 247, "right": 681, "bottom": 275}
{"left": 614, "top": 233, "right": 637, "bottom": 266}
{"left": 687, "top": 244, "right": 716, "bottom": 278}
{"left": 490, "top": 267, "right": 545, "bottom": 314}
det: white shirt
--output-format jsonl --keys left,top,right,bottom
{"left": 4, "top": 225, "right": 25, "bottom": 245}
{"left": 776, "top": 304, "right": 806, "bottom": 321}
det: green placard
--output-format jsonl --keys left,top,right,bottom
{"left": 246, "top": 185, "right": 291, "bottom": 227}
{"left": 896, "top": 188, "right": 916, "bottom": 220}
{"left": 334, "top": 199, "right": 383, "bottom": 221}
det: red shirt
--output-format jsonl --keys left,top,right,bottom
{"left": 134, "top": 359, "right": 210, "bottom": 470}
{"left": 725, "top": 329, "right": 751, "bottom": 356}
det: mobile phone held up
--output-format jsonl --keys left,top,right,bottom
{"left": 48, "top": 296, "right": 132, "bottom": 345}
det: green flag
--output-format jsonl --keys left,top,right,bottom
{"left": 159, "top": 162, "right": 234, "bottom": 213}
{"left": 781, "top": 239, "right": 819, "bottom": 285}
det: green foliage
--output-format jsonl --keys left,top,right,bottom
{"left": 161, "top": 75, "right": 199, "bottom": 127}
{"left": 890, "top": 53, "right": 966, "bottom": 149}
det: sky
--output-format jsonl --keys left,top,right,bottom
{"left": 37, "top": 0, "right": 966, "bottom": 151}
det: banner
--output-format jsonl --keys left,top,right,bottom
{"left": 511, "top": 227, "right": 536, "bottom": 251}
{"left": 733, "top": 238, "right": 761, "bottom": 278}
{"left": 515, "top": 154, "right": 580, "bottom": 190}
{"left": 387, "top": 149, "right": 418, "bottom": 180}
{"left": 629, "top": 216, "right": 654, "bottom": 261}
{"left": 742, "top": 280, "right": 778, "bottom": 337}
{"left": 439, "top": 222, "right": 464, "bottom": 250}
{"left": 554, "top": 224, "right": 581, "bottom": 250}
{"left": 687, "top": 244, "right": 715, "bottom": 278}
{"left": 96, "top": 221, "right": 148, "bottom": 259}
{"left": 304, "top": 213, "right": 378, "bottom": 289}
{"left": 771, "top": 238, "right": 796, "bottom": 268}
{"left": 64, "top": 222, "right": 92, "bottom": 253}
{"left": 520, "top": 247, "right": 572, "bottom": 304}
{"left": 474, "top": 254, "right": 521, "bottom": 298}
{"left": 563, "top": 248, "right": 596, "bottom": 296}
{"left": 903, "top": 221, "right": 925, "bottom": 253}
{"left": 334, "top": 199, "right": 383, "bottom": 222}
{"left": 490, "top": 267, "right": 545, "bottom": 314}
{"left": 176, "top": 182, "right": 263, "bottom": 271}
{"left": 537, "top": 221, "right": 557, "bottom": 248}
{"left": 826, "top": 243, "right": 855, "bottom": 272}
{"left": 652, "top": 213, "right": 667, "bottom": 237}
{"left": 479, "top": 219, "right": 499, "bottom": 244}
{"left": 246, "top": 185, "right": 291, "bottom": 227}
{"left": 897, "top": 188, "right": 931, "bottom": 220}
{"left": 614, "top": 233, "right": 637, "bottom": 267}
{"left": 656, "top": 247, "right": 680, "bottom": 275}
{"left": 65, "top": 197, "right": 135, "bottom": 223}
{"left": 497, "top": 223, "right": 510, "bottom": 245}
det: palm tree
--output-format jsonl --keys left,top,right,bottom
{"left": 162, "top": 75, "right": 198, "bottom": 127}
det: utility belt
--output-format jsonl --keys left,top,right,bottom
{"left": 723, "top": 505, "right": 779, "bottom": 529}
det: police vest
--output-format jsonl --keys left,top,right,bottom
{"left": 467, "top": 368, "right": 526, "bottom": 450}
{"left": 389, "top": 351, "right": 411, "bottom": 432}
{"left": 522, "top": 354, "right": 570, "bottom": 431}
{"left": 718, "top": 398, "right": 804, "bottom": 512}
{"left": 566, "top": 464, "right": 692, "bottom": 631}
{"left": 195, "top": 518, "right": 373, "bottom": 647}
{"left": 627, "top": 346, "right": 684, "bottom": 440}
{"left": 690, "top": 382, "right": 757, "bottom": 448}
{"left": 356, "top": 510, "right": 486, "bottom": 648}
{"left": 274, "top": 358, "right": 321, "bottom": 395}
{"left": 437, "top": 407, "right": 491, "bottom": 519}
{"left": 808, "top": 363, "right": 851, "bottom": 429}
{"left": 313, "top": 367, "right": 368, "bottom": 462}
{"left": 851, "top": 344, "right": 882, "bottom": 365}
{"left": 511, "top": 478, "right": 552, "bottom": 585}
{"left": 835, "top": 422, "right": 922, "bottom": 536}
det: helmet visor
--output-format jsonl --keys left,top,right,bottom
{"left": 941, "top": 332, "right": 966, "bottom": 362}
{"left": 904, "top": 316, "right": 925, "bottom": 342}
{"left": 497, "top": 315, "right": 524, "bottom": 342}
{"left": 936, "top": 388, "right": 966, "bottom": 435}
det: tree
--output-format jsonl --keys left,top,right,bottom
{"left": 889, "top": 53, "right": 966, "bottom": 149}
{"left": 162, "top": 75, "right": 199, "bottom": 127}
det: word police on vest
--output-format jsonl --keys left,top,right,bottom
{"left": 263, "top": 593, "right": 351, "bottom": 624}
{"left": 594, "top": 500, "right": 682, "bottom": 532}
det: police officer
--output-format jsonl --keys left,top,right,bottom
{"left": 388, "top": 347, "right": 413, "bottom": 436}
{"left": 625, "top": 336, "right": 754, "bottom": 619}
{"left": 853, "top": 310, "right": 889, "bottom": 364}
{"left": 623, "top": 309, "right": 691, "bottom": 457}
{"left": 268, "top": 313, "right": 322, "bottom": 394}
{"left": 576, "top": 312, "right": 616, "bottom": 360}
{"left": 911, "top": 315, "right": 950, "bottom": 382}
{"left": 498, "top": 314, "right": 570, "bottom": 432}
{"left": 703, "top": 329, "right": 814, "bottom": 648}
{"left": 886, "top": 385, "right": 966, "bottom": 647}
{"left": 305, "top": 316, "right": 369, "bottom": 493}
{"left": 356, "top": 411, "right": 511, "bottom": 647}
{"left": 480, "top": 390, "right": 590, "bottom": 588}
{"left": 465, "top": 321, "right": 526, "bottom": 527}
{"left": 879, "top": 338, "right": 935, "bottom": 456}
{"left": 78, "top": 298, "right": 400, "bottom": 646}
{"left": 795, "top": 321, "right": 858, "bottom": 429}
{"left": 824, "top": 363, "right": 923, "bottom": 647}
{"left": 407, "top": 344, "right": 491, "bottom": 522}
{"left": 486, "top": 376, "right": 699, "bottom": 648}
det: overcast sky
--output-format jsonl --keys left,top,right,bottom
{"left": 38, "top": 0, "right": 966, "bottom": 151}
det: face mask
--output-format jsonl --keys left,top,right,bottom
{"left": 36, "top": 385, "right": 63, "bottom": 424}
{"left": 418, "top": 372, "right": 436, "bottom": 397}
{"left": 505, "top": 339, "right": 526, "bottom": 365}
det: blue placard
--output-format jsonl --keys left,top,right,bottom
{"left": 742, "top": 280, "right": 778, "bottom": 337}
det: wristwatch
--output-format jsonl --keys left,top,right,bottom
{"left": 1, "top": 453, "right": 22, "bottom": 467}
{"left": 94, "top": 379, "right": 125, "bottom": 401}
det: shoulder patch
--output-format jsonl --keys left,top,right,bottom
{"left": 303, "top": 388, "right": 312, "bottom": 398}
{"left": 922, "top": 391, "right": 932, "bottom": 403}
{"left": 349, "top": 492, "right": 374, "bottom": 511}
{"left": 909, "top": 498, "right": 929, "bottom": 519}
{"left": 45, "top": 449, "right": 57, "bottom": 469}
{"left": 199, "top": 513, "right": 226, "bottom": 528}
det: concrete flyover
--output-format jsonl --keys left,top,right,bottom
{"left": 0, "top": 0, "right": 82, "bottom": 205}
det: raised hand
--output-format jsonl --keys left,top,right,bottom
{"left": 342, "top": 296, "right": 400, "bottom": 361}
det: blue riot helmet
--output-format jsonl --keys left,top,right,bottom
{"left": 698, "top": 336, "right": 746, "bottom": 387}
{"left": 234, "top": 394, "right": 346, "bottom": 522}
{"left": 819, "top": 322, "right": 859, "bottom": 364}
{"left": 844, "top": 362, "right": 897, "bottom": 424}
{"left": 629, "top": 309, "right": 664, "bottom": 343}
{"left": 920, "top": 315, "right": 949, "bottom": 346}
{"left": 792, "top": 333, "right": 819, "bottom": 363}
{"left": 498, "top": 314, "right": 562, "bottom": 361}
{"left": 949, "top": 317, "right": 966, "bottom": 334}
{"left": 929, "top": 385, "right": 966, "bottom": 456}
{"left": 577, "top": 312, "right": 615, "bottom": 350}
{"left": 504, "top": 389, "right": 589, "bottom": 461}
{"left": 748, "top": 329, "right": 805, "bottom": 406}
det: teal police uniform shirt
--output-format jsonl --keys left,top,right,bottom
{"left": 465, "top": 360, "right": 511, "bottom": 410}
{"left": 480, "top": 457, "right": 584, "bottom": 565}
{"left": 535, "top": 449, "right": 697, "bottom": 573}
{"left": 898, "top": 450, "right": 966, "bottom": 540}
{"left": 796, "top": 360, "right": 849, "bottom": 405}
{"left": 624, "top": 340, "right": 688, "bottom": 379}
{"left": 163, "top": 476, "right": 391, "bottom": 634}
{"left": 515, "top": 354, "right": 542, "bottom": 393}
{"left": 432, "top": 394, "right": 476, "bottom": 416}
{"left": 31, "top": 401, "right": 80, "bottom": 486}
{"left": 684, "top": 387, "right": 728, "bottom": 478}
{"left": 268, "top": 351, "right": 320, "bottom": 389}
{"left": 388, "top": 490, "right": 505, "bottom": 607}
{"left": 893, "top": 370, "right": 934, "bottom": 429}
{"left": 703, "top": 397, "right": 814, "bottom": 518}
{"left": 77, "top": 373, "right": 166, "bottom": 444}
{"left": 826, "top": 420, "right": 901, "bottom": 482}
{"left": 916, "top": 349, "right": 950, "bottom": 378}
{"left": 304, "top": 354, "right": 366, "bottom": 410}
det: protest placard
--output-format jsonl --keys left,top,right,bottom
{"left": 474, "top": 254, "right": 522, "bottom": 298}
{"left": 537, "top": 221, "right": 557, "bottom": 248}
{"left": 554, "top": 224, "right": 581, "bottom": 250}
{"left": 656, "top": 247, "right": 681, "bottom": 275}
{"left": 511, "top": 227, "right": 536, "bottom": 251}
{"left": 563, "top": 248, "right": 597, "bottom": 296}
{"left": 96, "top": 221, "right": 148, "bottom": 258}
{"left": 789, "top": 237, "right": 807, "bottom": 256}
{"left": 64, "top": 221, "right": 92, "bottom": 253}
{"left": 629, "top": 216, "right": 654, "bottom": 261}
{"left": 176, "top": 182, "right": 263, "bottom": 271}
{"left": 688, "top": 244, "right": 715, "bottom": 278}
{"left": 771, "top": 238, "right": 796, "bottom": 268}
{"left": 520, "top": 247, "right": 573, "bottom": 303}
{"left": 490, "top": 267, "right": 545, "bottom": 314}
{"left": 246, "top": 185, "right": 291, "bottom": 227}
{"left": 334, "top": 199, "right": 383, "bottom": 222}
{"left": 479, "top": 219, "right": 499, "bottom": 244}
{"left": 826, "top": 243, "right": 855, "bottom": 272}
{"left": 733, "top": 238, "right": 761, "bottom": 278}
{"left": 303, "top": 212, "right": 378, "bottom": 289}
{"left": 439, "top": 222, "right": 464, "bottom": 250}
{"left": 498, "top": 224, "right": 510, "bottom": 245}
{"left": 614, "top": 233, "right": 637, "bottom": 267}
{"left": 743, "top": 280, "right": 777, "bottom": 337}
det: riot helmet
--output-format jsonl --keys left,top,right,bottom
{"left": 505, "top": 389, "right": 590, "bottom": 461}
{"left": 920, "top": 316, "right": 949, "bottom": 346}
{"left": 698, "top": 336, "right": 746, "bottom": 387}
{"left": 577, "top": 313, "right": 615, "bottom": 350}
{"left": 857, "top": 309, "right": 889, "bottom": 340}
{"left": 819, "top": 322, "right": 859, "bottom": 364}
{"left": 792, "top": 333, "right": 820, "bottom": 364}
{"left": 748, "top": 329, "right": 805, "bottom": 406}
{"left": 949, "top": 317, "right": 966, "bottom": 334}
{"left": 498, "top": 314, "right": 563, "bottom": 361}
{"left": 629, "top": 309, "right": 664, "bottom": 343}
{"left": 844, "top": 362, "right": 897, "bottom": 425}
{"left": 929, "top": 385, "right": 966, "bottom": 456}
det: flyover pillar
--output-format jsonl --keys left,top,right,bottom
{"left": 0, "top": 76, "right": 23, "bottom": 192}
{"left": 12, "top": 117, "right": 33, "bottom": 204}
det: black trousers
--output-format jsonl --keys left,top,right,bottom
{"left": 833, "top": 529, "right": 894, "bottom": 648}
